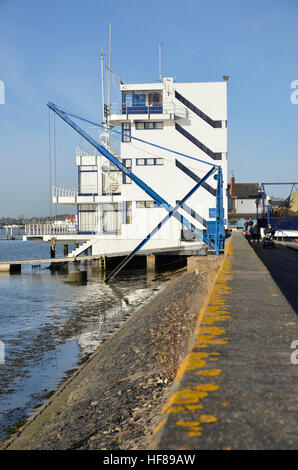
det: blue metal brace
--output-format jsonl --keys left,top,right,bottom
{"left": 105, "top": 166, "right": 216, "bottom": 282}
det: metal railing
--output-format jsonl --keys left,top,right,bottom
{"left": 25, "top": 223, "right": 78, "bottom": 236}
{"left": 110, "top": 102, "right": 176, "bottom": 117}
{"left": 52, "top": 185, "right": 77, "bottom": 198}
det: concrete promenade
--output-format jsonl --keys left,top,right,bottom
{"left": 154, "top": 231, "right": 298, "bottom": 449}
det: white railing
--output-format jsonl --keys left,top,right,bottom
{"left": 25, "top": 223, "right": 78, "bottom": 236}
{"left": 52, "top": 185, "right": 77, "bottom": 198}
{"left": 109, "top": 102, "right": 177, "bottom": 116}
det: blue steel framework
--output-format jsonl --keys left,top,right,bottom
{"left": 47, "top": 102, "right": 225, "bottom": 280}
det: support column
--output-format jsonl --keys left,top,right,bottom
{"left": 91, "top": 258, "right": 101, "bottom": 268}
{"left": 50, "top": 245, "right": 56, "bottom": 270}
{"left": 64, "top": 244, "right": 68, "bottom": 257}
{"left": 69, "top": 270, "right": 87, "bottom": 283}
{"left": 146, "top": 254, "right": 156, "bottom": 274}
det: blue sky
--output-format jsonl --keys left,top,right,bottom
{"left": 0, "top": 0, "right": 297, "bottom": 217}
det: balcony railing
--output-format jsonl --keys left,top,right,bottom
{"left": 52, "top": 185, "right": 77, "bottom": 198}
{"left": 25, "top": 223, "right": 78, "bottom": 236}
{"left": 110, "top": 103, "right": 176, "bottom": 117}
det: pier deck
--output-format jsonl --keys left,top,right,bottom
{"left": 0, "top": 244, "right": 201, "bottom": 266}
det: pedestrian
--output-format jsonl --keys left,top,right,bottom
{"left": 244, "top": 218, "right": 249, "bottom": 231}
{"left": 249, "top": 223, "right": 260, "bottom": 243}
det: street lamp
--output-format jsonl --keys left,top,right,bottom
{"left": 255, "top": 198, "right": 260, "bottom": 219}
{"left": 266, "top": 195, "right": 271, "bottom": 226}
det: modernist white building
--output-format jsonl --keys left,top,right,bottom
{"left": 25, "top": 77, "right": 228, "bottom": 258}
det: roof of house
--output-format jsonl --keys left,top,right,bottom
{"left": 232, "top": 183, "right": 262, "bottom": 199}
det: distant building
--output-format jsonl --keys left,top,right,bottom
{"left": 228, "top": 175, "right": 262, "bottom": 225}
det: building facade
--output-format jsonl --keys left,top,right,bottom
{"left": 26, "top": 77, "right": 228, "bottom": 257}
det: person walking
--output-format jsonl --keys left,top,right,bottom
{"left": 250, "top": 223, "right": 260, "bottom": 243}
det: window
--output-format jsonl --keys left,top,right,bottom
{"left": 122, "top": 122, "right": 131, "bottom": 142}
{"left": 79, "top": 170, "right": 98, "bottom": 195}
{"left": 123, "top": 201, "right": 132, "bottom": 224}
{"left": 136, "top": 158, "right": 164, "bottom": 166}
{"left": 135, "top": 121, "right": 163, "bottom": 130}
{"left": 122, "top": 91, "right": 133, "bottom": 107}
{"left": 136, "top": 201, "right": 159, "bottom": 208}
{"left": 134, "top": 93, "right": 146, "bottom": 106}
{"left": 122, "top": 159, "right": 132, "bottom": 184}
{"left": 154, "top": 122, "right": 163, "bottom": 129}
{"left": 122, "top": 91, "right": 162, "bottom": 108}
{"left": 148, "top": 92, "right": 162, "bottom": 107}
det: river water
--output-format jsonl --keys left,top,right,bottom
{"left": 0, "top": 237, "right": 159, "bottom": 442}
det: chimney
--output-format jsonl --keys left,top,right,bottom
{"left": 230, "top": 173, "right": 235, "bottom": 196}
{"left": 230, "top": 173, "right": 236, "bottom": 214}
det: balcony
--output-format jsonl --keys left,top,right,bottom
{"left": 121, "top": 104, "right": 163, "bottom": 115}
{"left": 109, "top": 103, "right": 176, "bottom": 125}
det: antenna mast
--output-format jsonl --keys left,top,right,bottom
{"left": 100, "top": 45, "right": 105, "bottom": 124}
{"left": 159, "top": 42, "right": 163, "bottom": 82}
{"left": 108, "top": 23, "right": 112, "bottom": 114}
{"left": 107, "top": 23, "right": 112, "bottom": 148}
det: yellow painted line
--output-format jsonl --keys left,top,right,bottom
{"left": 153, "top": 237, "right": 235, "bottom": 441}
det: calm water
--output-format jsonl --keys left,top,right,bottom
{"left": 0, "top": 237, "right": 159, "bottom": 441}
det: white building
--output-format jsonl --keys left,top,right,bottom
{"left": 25, "top": 77, "right": 228, "bottom": 258}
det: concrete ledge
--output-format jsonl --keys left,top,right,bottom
{"left": 0, "top": 264, "right": 21, "bottom": 273}
{"left": 187, "top": 255, "right": 223, "bottom": 275}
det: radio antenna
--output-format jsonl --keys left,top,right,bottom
{"left": 159, "top": 42, "right": 163, "bottom": 82}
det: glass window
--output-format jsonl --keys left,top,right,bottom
{"left": 136, "top": 201, "right": 145, "bottom": 208}
{"left": 155, "top": 158, "right": 163, "bottom": 165}
{"left": 123, "top": 159, "right": 132, "bottom": 167}
{"left": 136, "top": 159, "right": 145, "bottom": 166}
{"left": 148, "top": 92, "right": 162, "bottom": 107}
{"left": 145, "top": 201, "right": 155, "bottom": 208}
{"left": 124, "top": 201, "right": 132, "bottom": 224}
{"left": 146, "top": 158, "right": 155, "bottom": 165}
{"left": 122, "top": 123, "right": 131, "bottom": 142}
{"left": 154, "top": 122, "right": 163, "bottom": 129}
{"left": 135, "top": 121, "right": 163, "bottom": 130}
{"left": 123, "top": 174, "right": 132, "bottom": 184}
{"left": 122, "top": 92, "right": 133, "bottom": 106}
{"left": 134, "top": 93, "right": 146, "bottom": 107}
